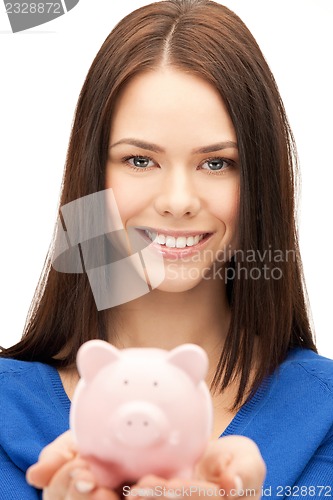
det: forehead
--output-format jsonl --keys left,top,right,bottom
{"left": 110, "top": 67, "right": 237, "bottom": 148}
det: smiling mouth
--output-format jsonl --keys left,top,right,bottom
{"left": 143, "top": 229, "right": 211, "bottom": 249}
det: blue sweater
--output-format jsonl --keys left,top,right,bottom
{"left": 0, "top": 348, "right": 333, "bottom": 499}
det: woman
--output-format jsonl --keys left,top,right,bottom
{"left": 1, "top": 0, "right": 332, "bottom": 498}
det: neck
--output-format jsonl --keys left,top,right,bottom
{"left": 110, "top": 277, "right": 230, "bottom": 383}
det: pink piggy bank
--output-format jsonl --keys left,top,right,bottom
{"left": 70, "top": 340, "right": 213, "bottom": 489}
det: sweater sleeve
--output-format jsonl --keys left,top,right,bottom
{"left": 292, "top": 432, "right": 333, "bottom": 497}
{"left": 0, "top": 445, "right": 41, "bottom": 500}
{"left": 0, "top": 359, "right": 70, "bottom": 499}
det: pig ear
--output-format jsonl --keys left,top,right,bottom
{"left": 167, "top": 344, "right": 208, "bottom": 385}
{"left": 76, "top": 340, "right": 121, "bottom": 382}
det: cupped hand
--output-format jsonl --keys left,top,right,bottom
{"left": 26, "top": 430, "right": 118, "bottom": 500}
{"left": 26, "top": 432, "right": 265, "bottom": 500}
{"left": 195, "top": 435, "right": 266, "bottom": 498}
{"left": 128, "top": 435, "right": 266, "bottom": 499}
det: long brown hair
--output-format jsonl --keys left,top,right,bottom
{"left": 1, "top": 0, "right": 316, "bottom": 409}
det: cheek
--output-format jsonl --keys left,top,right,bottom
{"left": 209, "top": 180, "right": 240, "bottom": 229}
{"left": 105, "top": 170, "right": 150, "bottom": 227}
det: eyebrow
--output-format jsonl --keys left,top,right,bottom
{"left": 109, "top": 138, "right": 238, "bottom": 154}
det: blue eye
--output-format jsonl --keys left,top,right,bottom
{"left": 201, "top": 158, "right": 230, "bottom": 171}
{"left": 126, "top": 156, "right": 155, "bottom": 169}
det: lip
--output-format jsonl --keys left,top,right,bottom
{"left": 136, "top": 227, "right": 213, "bottom": 260}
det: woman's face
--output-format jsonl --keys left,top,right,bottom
{"left": 106, "top": 67, "right": 240, "bottom": 292}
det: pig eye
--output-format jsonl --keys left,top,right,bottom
{"left": 123, "top": 380, "right": 129, "bottom": 385}
{"left": 153, "top": 381, "right": 158, "bottom": 387}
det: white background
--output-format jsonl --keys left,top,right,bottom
{"left": 0, "top": 0, "right": 332, "bottom": 357}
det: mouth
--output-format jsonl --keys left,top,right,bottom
{"left": 136, "top": 228, "right": 213, "bottom": 253}
{"left": 146, "top": 229, "right": 209, "bottom": 248}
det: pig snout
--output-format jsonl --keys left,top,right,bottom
{"left": 112, "top": 401, "right": 169, "bottom": 448}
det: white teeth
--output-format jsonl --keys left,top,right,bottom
{"left": 176, "top": 236, "right": 187, "bottom": 248}
{"left": 165, "top": 236, "right": 176, "bottom": 248}
{"left": 157, "top": 234, "right": 166, "bottom": 245}
{"left": 186, "top": 236, "right": 194, "bottom": 246}
{"left": 145, "top": 230, "right": 205, "bottom": 248}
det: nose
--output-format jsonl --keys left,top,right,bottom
{"left": 154, "top": 166, "right": 201, "bottom": 219}
{"left": 112, "top": 402, "right": 169, "bottom": 448}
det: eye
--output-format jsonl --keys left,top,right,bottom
{"left": 200, "top": 157, "right": 234, "bottom": 173}
{"left": 123, "top": 155, "right": 156, "bottom": 170}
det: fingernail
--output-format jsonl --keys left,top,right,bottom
{"left": 234, "top": 475, "right": 243, "bottom": 495}
{"left": 75, "top": 480, "right": 95, "bottom": 493}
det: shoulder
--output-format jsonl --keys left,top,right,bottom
{"left": 0, "top": 358, "right": 70, "bottom": 471}
{"left": 0, "top": 358, "right": 53, "bottom": 411}
{"left": 0, "top": 358, "right": 46, "bottom": 384}
{"left": 0, "top": 358, "right": 39, "bottom": 386}
{"left": 0, "top": 358, "right": 70, "bottom": 418}
{"left": 280, "top": 348, "right": 333, "bottom": 396}
{"left": 266, "top": 347, "right": 333, "bottom": 429}
{"left": 250, "top": 350, "right": 333, "bottom": 489}
{"left": 0, "top": 357, "right": 37, "bottom": 375}
{"left": 0, "top": 357, "right": 70, "bottom": 418}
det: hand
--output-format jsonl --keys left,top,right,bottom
{"left": 27, "top": 432, "right": 265, "bottom": 499}
{"left": 195, "top": 435, "right": 266, "bottom": 498}
{"left": 128, "top": 436, "right": 266, "bottom": 500}
{"left": 26, "top": 430, "right": 118, "bottom": 500}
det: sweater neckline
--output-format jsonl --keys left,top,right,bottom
{"left": 38, "top": 362, "right": 71, "bottom": 417}
{"left": 220, "top": 373, "right": 274, "bottom": 438}
{"left": 39, "top": 348, "right": 303, "bottom": 436}
{"left": 50, "top": 365, "right": 72, "bottom": 411}
{"left": 40, "top": 361, "right": 273, "bottom": 437}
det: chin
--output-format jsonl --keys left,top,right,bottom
{"left": 155, "top": 280, "right": 202, "bottom": 293}
{"left": 154, "top": 269, "right": 205, "bottom": 293}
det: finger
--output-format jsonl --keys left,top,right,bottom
{"left": 195, "top": 436, "right": 266, "bottom": 496}
{"left": 42, "top": 458, "right": 92, "bottom": 499}
{"left": 26, "top": 431, "right": 77, "bottom": 488}
{"left": 26, "top": 453, "right": 79, "bottom": 490}
{"left": 132, "top": 476, "right": 220, "bottom": 500}
{"left": 195, "top": 446, "right": 238, "bottom": 494}
{"left": 220, "top": 437, "right": 266, "bottom": 491}
{"left": 129, "top": 475, "right": 169, "bottom": 498}
{"left": 195, "top": 447, "right": 233, "bottom": 482}
{"left": 91, "top": 489, "right": 120, "bottom": 500}
{"left": 132, "top": 475, "right": 169, "bottom": 488}
{"left": 38, "top": 431, "right": 77, "bottom": 461}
